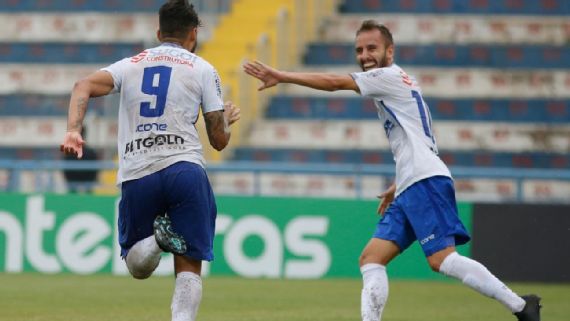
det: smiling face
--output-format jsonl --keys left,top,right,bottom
{"left": 355, "top": 29, "right": 394, "bottom": 72}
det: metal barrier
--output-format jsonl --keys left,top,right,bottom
{"left": 0, "top": 160, "right": 569, "bottom": 203}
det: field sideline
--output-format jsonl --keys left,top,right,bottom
{"left": 1, "top": 274, "right": 568, "bottom": 321}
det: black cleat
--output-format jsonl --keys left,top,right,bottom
{"left": 153, "top": 215, "right": 187, "bottom": 255}
{"left": 514, "top": 294, "right": 542, "bottom": 321}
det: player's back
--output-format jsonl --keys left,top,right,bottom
{"left": 102, "top": 43, "right": 224, "bottom": 184}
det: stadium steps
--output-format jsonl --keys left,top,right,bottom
{"left": 197, "top": 0, "right": 295, "bottom": 162}
{"left": 197, "top": 0, "right": 338, "bottom": 162}
{"left": 93, "top": 159, "right": 119, "bottom": 195}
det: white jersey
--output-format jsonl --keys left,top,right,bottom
{"left": 102, "top": 43, "right": 224, "bottom": 184}
{"left": 351, "top": 63, "right": 451, "bottom": 196}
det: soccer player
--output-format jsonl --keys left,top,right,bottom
{"left": 244, "top": 20, "right": 540, "bottom": 321}
{"left": 60, "top": 1, "right": 240, "bottom": 321}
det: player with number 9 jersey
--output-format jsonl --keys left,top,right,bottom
{"left": 102, "top": 43, "right": 224, "bottom": 184}
{"left": 60, "top": 2, "right": 242, "bottom": 321}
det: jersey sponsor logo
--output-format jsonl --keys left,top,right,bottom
{"left": 400, "top": 70, "right": 413, "bottom": 86}
{"left": 136, "top": 122, "right": 168, "bottom": 132}
{"left": 131, "top": 50, "right": 148, "bottom": 63}
{"left": 365, "top": 69, "right": 384, "bottom": 78}
{"left": 420, "top": 234, "right": 435, "bottom": 245}
{"left": 138, "top": 48, "right": 196, "bottom": 67}
{"left": 145, "top": 55, "right": 194, "bottom": 67}
{"left": 213, "top": 70, "right": 222, "bottom": 98}
{"left": 384, "top": 119, "right": 395, "bottom": 138}
{"left": 124, "top": 134, "right": 185, "bottom": 155}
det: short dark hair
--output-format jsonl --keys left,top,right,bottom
{"left": 356, "top": 20, "right": 394, "bottom": 47}
{"left": 159, "top": 0, "right": 202, "bottom": 39}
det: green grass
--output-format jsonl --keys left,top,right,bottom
{"left": 0, "top": 274, "right": 568, "bottom": 321}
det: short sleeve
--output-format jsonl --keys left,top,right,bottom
{"left": 350, "top": 67, "right": 402, "bottom": 98}
{"left": 100, "top": 58, "right": 130, "bottom": 93}
{"left": 201, "top": 64, "right": 224, "bottom": 113}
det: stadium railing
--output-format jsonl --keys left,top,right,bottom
{"left": 1, "top": 160, "right": 569, "bottom": 203}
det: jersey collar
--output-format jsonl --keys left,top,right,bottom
{"left": 161, "top": 42, "right": 184, "bottom": 49}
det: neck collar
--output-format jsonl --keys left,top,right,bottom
{"left": 161, "top": 42, "right": 184, "bottom": 49}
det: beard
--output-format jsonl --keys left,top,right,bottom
{"left": 359, "top": 52, "right": 390, "bottom": 71}
{"left": 191, "top": 39, "right": 198, "bottom": 53}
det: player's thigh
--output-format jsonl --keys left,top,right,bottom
{"left": 118, "top": 172, "right": 165, "bottom": 257}
{"left": 366, "top": 201, "right": 416, "bottom": 266}
{"left": 401, "top": 176, "right": 470, "bottom": 257}
{"left": 163, "top": 162, "right": 217, "bottom": 262}
{"left": 360, "top": 238, "right": 401, "bottom": 266}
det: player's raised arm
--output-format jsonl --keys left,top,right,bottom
{"left": 243, "top": 60, "right": 360, "bottom": 93}
{"left": 61, "top": 70, "right": 115, "bottom": 159}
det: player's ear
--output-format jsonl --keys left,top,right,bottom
{"left": 386, "top": 44, "right": 395, "bottom": 60}
{"left": 156, "top": 29, "right": 162, "bottom": 42}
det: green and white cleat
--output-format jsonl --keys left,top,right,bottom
{"left": 153, "top": 215, "right": 187, "bottom": 255}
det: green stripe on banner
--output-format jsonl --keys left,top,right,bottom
{"left": 213, "top": 197, "right": 472, "bottom": 279}
{"left": 0, "top": 193, "right": 472, "bottom": 279}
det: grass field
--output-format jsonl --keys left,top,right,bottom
{"left": 1, "top": 274, "right": 568, "bottom": 321}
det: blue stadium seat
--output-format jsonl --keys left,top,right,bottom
{"left": 304, "top": 44, "right": 570, "bottom": 69}
{"left": 0, "top": 147, "right": 66, "bottom": 160}
{"left": 233, "top": 148, "right": 570, "bottom": 169}
{"left": 0, "top": 0, "right": 232, "bottom": 13}
{"left": 0, "top": 95, "right": 105, "bottom": 116}
{"left": 265, "top": 96, "right": 570, "bottom": 123}
{"left": 339, "top": 0, "right": 570, "bottom": 15}
{"left": 0, "top": 43, "right": 145, "bottom": 64}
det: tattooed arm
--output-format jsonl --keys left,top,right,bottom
{"left": 203, "top": 101, "right": 241, "bottom": 151}
{"left": 61, "top": 71, "right": 114, "bottom": 158}
{"left": 67, "top": 71, "right": 115, "bottom": 132}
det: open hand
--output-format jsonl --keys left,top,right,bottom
{"left": 377, "top": 183, "right": 396, "bottom": 215}
{"left": 243, "top": 60, "right": 281, "bottom": 91}
{"left": 60, "top": 130, "right": 85, "bottom": 159}
{"left": 224, "top": 101, "right": 241, "bottom": 126}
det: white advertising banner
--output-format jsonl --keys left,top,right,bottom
{"left": 324, "top": 14, "right": 570, "bottom": 45}
{"left": 0, "top": 117, "right": 117, "bottom": 148}
{"left": 248, "top": 120, "right": 570, "bottom": 153}
{"left": 0, "top": 14, "right": 216, "bottom": 43}
{"left": 286, "top": 67, "right": 570, "bottom": 98}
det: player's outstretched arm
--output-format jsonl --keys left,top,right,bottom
{"left": 61, "top": 70, "right": 114, "bottom": 159}
{"left": 243, "top": 60, "right": 359, "bottom": 93}
{"left": 204, "top": 101, "right": 241, "bottom": 151}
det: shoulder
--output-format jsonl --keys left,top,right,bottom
{"left": 193, "top": 55, "right": 217, "bottom": 73}
{"left": 352, "top": 64, "right": 400, "bottom": 81}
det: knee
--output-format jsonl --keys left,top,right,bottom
{"left": 359, "top": 253, "right": 368, "bottom": 267}
{"left": 359, "top": 251, "right": 390, "bottom": 267}
{"left": 129, "top": 267, "right": 153, "bottom": 280}
{"left": 427, "top": 248, "right": 457, "bottom": 273}
{"left": 359, "top": 252, "right": 377, "bottom": 267}
{"left": 428, "top": 260, "right": 442, "bottom": 272}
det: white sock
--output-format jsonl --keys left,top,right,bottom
{"left": 439, "top": 252, "right": 525, "bottom": 313}
{"left": 360, "top": 263, "right": 389, "bottom": 321}
{"left": 125, "top": 235, "right": 162, "bottom": 279}
{"left": 171, "top": 271, "right": 203, "bottom": 321}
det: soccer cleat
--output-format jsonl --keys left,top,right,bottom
{"left": 153, "top": 215, "right": 187, "bottom": 255}
{"left": 514, "top": 294, "right": 542, "bottom": 321}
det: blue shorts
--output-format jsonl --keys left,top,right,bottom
{"left": 118, "top": 161, "right": 217, "bottom": 261}
{"left": 373, "top": 176, "right": 470, "bottom": 257}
